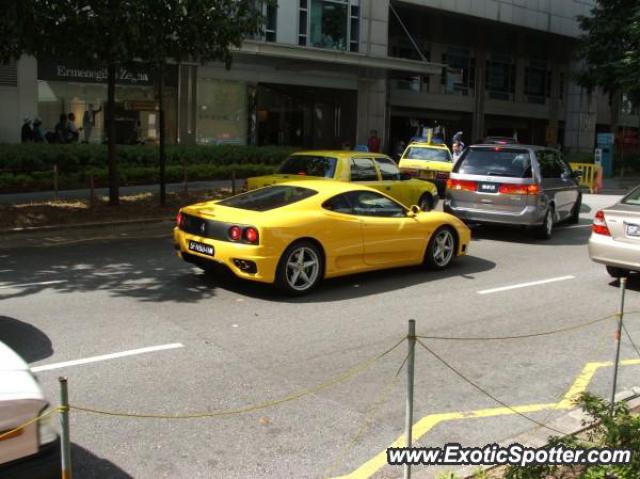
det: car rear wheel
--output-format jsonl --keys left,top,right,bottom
{"left": 419, "top": 193, "right": 435, "bottom": 212}
{"left": 568, "top": 194, "right": 582, "bottom": 224}
{"left": 535, "top": 207, "right": 554, "bottom": 240}
{"left": 424, "top": 226, "right": 456, "bottom": 270}
{"left": 606, "top": 266, "right": 629, "bottom": 278}
{"left": 276, "top": 241, "right": 323, "bottom": 295}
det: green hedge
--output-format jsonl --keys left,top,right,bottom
{"left": 0, "top": 144, "right": 296, "bottom": 174}
{"left": 0, "top": 144, "right": 293, "bottom": 193}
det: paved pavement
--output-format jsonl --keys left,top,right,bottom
{"left": 0, "top": 179, "right": 241, "bottom": 204}
{"left": 1, "top": 193, "right": 640, "bottom": 479}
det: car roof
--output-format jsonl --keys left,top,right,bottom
{"left": 0, "top": 341, "right": 45, "bottom": 401}
{"left": 470, "top": 144, "right": 551, "bottom": 151}
{"left": 292, "top": 150, "right": 391, "bottom": 158}
{"left": 406, "top": 142, "right": 449, "bottom": 149}
{"left": 264, "top": 179, "right": 384, "bottom": 196}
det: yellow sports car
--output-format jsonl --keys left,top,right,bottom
{"left": 246, "top": 150, "right": 440, "bottom": 211}
{"left": 174, "top": 180, "right": 470, "bottom": 295}
{"left": 398, "top": 141, "right": 453, "bottom": 197}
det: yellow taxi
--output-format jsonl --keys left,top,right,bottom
{"left": 398, "top": 142, "right": 454, "bottom": 197}
{"left": 246, "top": 150, "right": 440, "bottom": 211}
{"left": 174, "top": 180, "right": 470, "bottom": 295}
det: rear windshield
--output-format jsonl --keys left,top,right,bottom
{"left": 277, "top": 155, "right": 337, "bottom": 178}
{"left": 622, "top": 186, "right": 640, "bottom": 205}
{"left": 454, "top": 148, "right": 533, "bottom": 178}
{"left": 217, "top": 185, "right": 317, "bottom": 211}
{"left": 403, "top": 147, "right": 451, "bottom": 163}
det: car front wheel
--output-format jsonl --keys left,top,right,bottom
{"left": 275, "top": 241, "right": 324, "bottom": 295}
{"left": 424, "top": 226, "right": 456, "bottom": 270}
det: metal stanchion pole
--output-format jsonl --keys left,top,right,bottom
{"left": 231, "top": 169, "right": 236, "bottom": 195}
{"left": 59, "top": 377, "right": 72, "bottom": 479}
{"left": 404, "top": 320, "right": 416, "bottom": 479}
{"left": 53, "top": 164, "right": 59, "bottom": 201}
{"left": 610, "top": 277, "right": 627, "bottom": 417}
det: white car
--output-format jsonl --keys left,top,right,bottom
{"left": 0, "top": 341, "right": 60, "bottom": 478}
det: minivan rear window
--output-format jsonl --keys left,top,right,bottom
{"left": 454, "top": 148, "right": 533, "bottom": 178}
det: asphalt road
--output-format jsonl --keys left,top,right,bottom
{"left": 2, "top": 193, "right": 640, "bottom": 479}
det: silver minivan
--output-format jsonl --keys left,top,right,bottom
{"left": 444, "top": 145, "right": 582, "bottom": 239}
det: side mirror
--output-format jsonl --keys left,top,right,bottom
{"left": 407, "top": 204, "right": 421, "bottom": 217}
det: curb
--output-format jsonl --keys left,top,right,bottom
{"left": 0, "top": 217, "right": 174, "bottom": 236}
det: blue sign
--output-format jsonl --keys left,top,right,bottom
{"left": 596, "top": 133, "right": 614, "bottom": 145}
{"left": 353, "top": 144, "right": 369, "bottom": 152}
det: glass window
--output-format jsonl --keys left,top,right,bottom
{"left": 524, "top": 61, "right": 549, "bottom": 104}
{"left": 622, "top": 186, "right": 640, "bottom": 205}
{"left": 299, "top": 0, "right": 308, "bottom": 46}
{"left": 442, "top": 47, "right": 475, "bottom": 96}
{"left": 196, "top": 78, "right": 247, "bottom": 145}
{"left": 350, "top": 158, "right": 378, "bottom": 181}
{"left": 535, "top": 151, "right": 562, "bottom": 178}
{"left": 322, "top": 193, "right": 353, "bottom": 213}
{"left": 347, "top": 191, "right": 405, "bottom": 217}
{"left": 265, "top": 3, "right": 277, "bottom": 42}
{"left": 310, "top": 0, "right": 349, "bottom": 50}
{"left": 349, "top": 4, "right": 359, "bottom": 52}
{"left": 277, "top": 155, "right": 337, "bottom": 178}
{"left": 374, "top": 157, "right": 401, "bottom": 180}
{"left": 218, "top": 185, "right": 318, "bottom": 211}
{"left": 403, "top": 147, "right": 451, "bottom": 163}
{"left": 486, "top": 54, "right": 516, "bottom": 101}
{"left": 454, "top": 148, "right": 533, "bottom": 178}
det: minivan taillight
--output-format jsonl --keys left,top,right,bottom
{"left": 592, "top": 210, "right": 610, "bottom": 236}
{"left": 447, "top": 179, "right": 477, "bottom": 192}
{"left": 498, "top": 184, "right": 540, "bottom": 195}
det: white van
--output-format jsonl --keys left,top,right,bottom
{"left": 0, "top": 341, "right": 60, "bottom": 478}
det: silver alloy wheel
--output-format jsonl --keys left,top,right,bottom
{"left": 285, "top": 246, "right": 320, "bottom": 291}
{"left": 432, "top": 229, "right": 454, "bottom": 267}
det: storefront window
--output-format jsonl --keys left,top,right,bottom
{"left": 196, "top": 78, "right": 247, "bottom": 145}
{"left": 300, "top": 0, "right": 359, "bottom": 52}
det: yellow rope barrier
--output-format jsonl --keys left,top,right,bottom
{"left": 0, "top": 407, "right": 61, "bottom": 441}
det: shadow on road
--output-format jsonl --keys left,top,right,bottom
{"left": 72, "top": 443, "right": 134, "bottom": 479}
{"left": 608, "top": 273, "right": 640, "bottom": 292}
{"left": 470, "top": 220, "right": 592, "bottom": 246}
{"left": 0, "top": 316, "right": 53, "bottom": 362}
{"left": 196, "top": 254, "right": 496, "bottom": 303}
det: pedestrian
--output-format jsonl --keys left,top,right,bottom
{"left": 452, "top": 141, "right": 463, "bottom": 161}
{"left": 82, "top": 103, "right": 101, "bottom": 143}
{"left": 452, "top": 130, "right": 465, "bottom": 149}
{"left": 67, "top": 112, "right": 79, "bottom": 143}
{"left": 54, "top": 114, "right": 67, "bottom": 143}
{"left": 367, "top": 129, "right": 380, "bottom": 153}
{"left": 394, "top": 139, "right": 406, "bottom": 160}
{"left": 21, "top": 118, "right": 33, "bottom": 143}
{"left": 32, "top": 118, "right": 46, "bottom": 143}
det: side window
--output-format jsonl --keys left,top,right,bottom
{"left": 374, "top": 157, "right": 401, "bottom": 180}
{"left": 346, "top": 191, "right": 405, "bottom": 218}
{"left": 322, "top": 194, "right": 353, "bottom": 214}
{"left": 536, "top": 151, "right": 562, "bottom": 178}
{"left": 350, "top": 158, "right": 379, "bottom": 181}
{"left": 554, "top": 152, "right": 571, "bottom": 176}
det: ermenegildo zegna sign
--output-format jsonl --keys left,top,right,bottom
{"left": 38, "top": 60, "right": 156, "bottom": 86}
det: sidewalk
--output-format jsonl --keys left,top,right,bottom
{"left": 0, "top": 179, "right": 244, "bottom": 204}
{"left": 600, "top": 176, "right": 640, "bottom": 194}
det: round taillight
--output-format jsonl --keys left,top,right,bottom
{"left": 244, "top": 227, "right": 259, "bottom": 244}
{"left": 229, "top": 225, "right": 242, "bottom": 241}
{"left": 176, "top": 211, "right": 183, "bottom": 227}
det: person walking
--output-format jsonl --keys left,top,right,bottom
{"left": 452, "top": 141, "right": 463, "bottom": 161}
{"left": 67, "top": 113, "right": 79, "bottom": 143}
{"left": 32, "top": 118, "right": 46, "bottom": 143}
{"left": 21, "top": 118, "right": 33, "bottom": 142}
{"left": 82, "top": 103, "right": 101, "bottom": 143}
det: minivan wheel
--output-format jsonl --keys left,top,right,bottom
{"left": 535, "top": 208, "right": 554, "bottom": 240}
{"left": 419, "top": 193, "right": 435, "bottom": 212}
{"left": 568, "top": 193, "right": 582, "bottom": 224}
{"left": 606, "top": 266, "right": 629, "bottom": 278}
{"left": 424, "top": 227, "right": 456, "bottom": 270}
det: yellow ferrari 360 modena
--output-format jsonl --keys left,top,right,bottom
{"left": 174, "top": 180, "right": 470, "bottom": 295}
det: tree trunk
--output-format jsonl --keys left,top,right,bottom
{"left": 611, "top": 89, "right": 621, "bottom": 152}
{"left": 158, "top": 64, "right": 166, "bottom": 206}
{"left": 107, "top": 63, "right": 119, "bottom": 205}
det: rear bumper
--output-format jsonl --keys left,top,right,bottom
{"left": 588, "top": 233, "right": 640, "bottom": 272}
{"left": 444, "top": 199, "right": 544, "bottom": 226}
{"left": 0, "top": 439, "right": 60, "bottom": 479}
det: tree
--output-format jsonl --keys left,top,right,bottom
{"left": 1, "top": 0, "right": 142, "bottom": 206}
{"left": 577, "top": 0, "right": 640, "bottom": 145}
{"left": 136, "top": 0, "right": 271, "bottom": 205}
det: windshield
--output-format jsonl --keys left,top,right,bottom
{"left": 217, "top": 185, "right": 318, "bottom": 211}
{"left": 454, "top": 148, "right": 533, "bottom": 178}
{"left": 277, "top": 155, "right": 337, "bottom": 178}
{"left": 403, "top": 147, "right": 451, "bottom": 163}
{"left": 622, "top": 186, "right": 640, "bottom": 206}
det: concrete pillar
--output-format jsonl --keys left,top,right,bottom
{"left": 471, "top": 39, "right": 486, "bottom": 142}
{"left": 564, "top": 61, "right": 596, "bottom": 153}
{"left": 357, "top": 78, "right": 388, "bottom": 150}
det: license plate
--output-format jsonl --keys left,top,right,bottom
{"left": 626, "top": 223, "right": 640, "bottom": 237}
{"left": 478, "top": 182, "right": 498, "bottom": 193}
{"left": 188, "top": 240, "right": 214, "bottom": 256}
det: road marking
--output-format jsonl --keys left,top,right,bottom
{"left": 563, "top": 224, "right": 592, "bottom": 229}
{"left": 477, "top": 275, "right": 575, "bottom": 295}
{"left": 31, "top": 343, "right": 184, "bottom": 372}
{"left": 328, "top": 359, "right": 640, "bottom": 479}
{"left": 0, "top": 280, "right": 66, "bottom": 289}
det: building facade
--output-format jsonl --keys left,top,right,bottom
{"left": 2, "top": 0, "right": 637, "bottom": 156}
